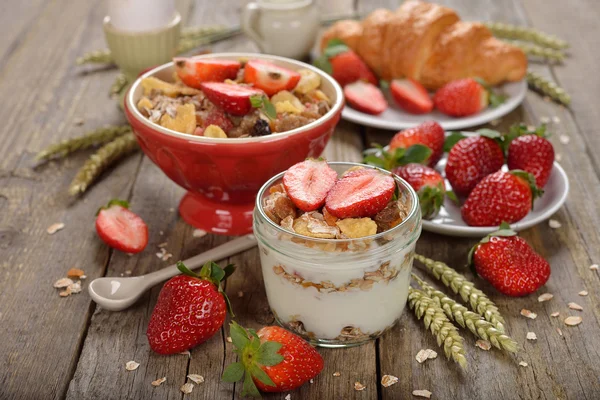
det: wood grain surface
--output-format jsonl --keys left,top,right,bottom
{"left": 0, "top": 0, "right": 598, "bottom": 399}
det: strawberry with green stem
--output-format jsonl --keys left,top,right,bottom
{"left": 434, "top": 78, "right": 506, "bottom": 117}
{"left": 506, "top": 123, "right": 555, "bottom": 187}
{"left": 314, "top": 39, "right": 377, "bottom": 87}
{"left": 393, "top": 163, "right": 446, "bottom": 219}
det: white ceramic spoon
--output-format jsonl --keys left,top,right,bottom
{"left": 88, "top": 234, "right": 258, "bottom": 311}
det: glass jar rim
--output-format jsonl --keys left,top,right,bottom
{"left": 254, "top": 161, "right": 420, "bottom": 243}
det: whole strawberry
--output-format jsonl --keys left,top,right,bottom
{"left": 389, "top": 121, "right": 445, "bottom": 167}
{"left": 147, "top": 261, "right": 235, "bottom": 355}
{"left": 393, "top": 163, "right": 445, "bottom": 219}
{"left": 445, "top": 134, "right": 504, "bottom": 196}
{"left": 469, "top": 223, "right": 551, "bottom": 296}
{"left": 222, "top": 322, "right": 324, "bottom": 396}
{"left": 461, "top": 170, "right": 543, "bottom": 227}
{"left": 507, "top": 131, "right": 555, "bottom": 188}
{"left": 434, "top": 78, "right": 488, "bottom": 117}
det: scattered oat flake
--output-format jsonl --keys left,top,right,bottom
{"left": 415, "top": 349, "right": 438, "bottom": 363}
{"left": 193, "top": 229, "right": 207, "bottom": 238}
{"left": 180, "top": 382, "right": 194, "bottom": 394}
{"left": 590, "top": 264, "right": 599, "bottom": 270}
{"left": 540, "top": 116, "right": 550, "bottom": 124}
{"left": 187, "top": 374, "right": 204, "bottom": 384}
{"left": 555, "top": 153, "right": 562, "bottom": 162}
{"left": 80, "top": 275, "right": 87, "bottom": 280}
{"left": 285, "top": 395, "right": 291, "bottom": 400}
{"left": 125, "top": 361, "right": 140, "bottom": 371}
{"left": 548, "top": 219, "right": 561, "bottom": 229}
{"left": 179, "top": 350, "right": 191, "bottom": 357}
{"left": 59, "top": 287, "right": 72, "bottom": 297}
{"left": 579, "top": 290, "right": 588, "bottom": 296}
{"left": 158, "top": 242, "right": 168, "bottom": 248}
{"left": 552, "top": 116, "right": 561, "bottom": 124}
{"left": 557, "top": 327, "right": 563, "bottom": 336}
{"left": 67, "top": 268, "right": 85, "bottom": 278}
{"left": 538, "top": 293, "right": 553, "bottom": 302}
{"left": 73, "top": 117, "right": 85, "bottom": 126}
{"left": 412, "top": 389, "right": 432, "bottom": 398}
{"left": 237, "top": 291, "right": 244, "bottom": 298}
{"left": 54, "top": 278, "right": 74, "bottom": 288}
{"left": 226, "top": 336, "right": 232, "bottom": 343}
{"left": 354, "top": 382, "right": 366, "bottom": 391}
{"left": 564, "top": 316, "right": 582, "bottom": 326}
{"left": 519, "top": 361, "right": 528, "bottom": 367}
{"left": 559, "top": 135, "right": 570, "bottom": 144}
{"left": 151, "top": 377, "right": 166, "bottom": 387}
{"left": 476, "top": 340, "right": 492, "bottom": 351}
{"left": 520, "top": 309, "right": 537, "bottom": 319}
{"left": 70, "top": 281, "right": 82, "bottom": 294}
{"left": 568, "top": 302, "right": 583, "bottom": 311}
{"left": 490, "top": 118, "right": 501, "bottom": 126}
{"left": 333, "top": 372, "right": 341, "bottom": 377}
{"left": 526, "top": 332, "right": 537, "bottom": 340}
{"left": 125, "top": 270, "right": 132, "bottom": 275}
{"left": 309, "top": 379, "right": 314, "bottom": 384}
{"left": 381, "top": 375, "right": 398, "bottom": 387}
{"left": 551, "top": 312, "right": 560, "bottom": 317}
{"left": 169, "top": 208, "right": 175, "bottom": 212}
{"left": 47, "top": 223, "right": 65, "bottom": 235}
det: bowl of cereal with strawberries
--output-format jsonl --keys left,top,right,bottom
{"left": 253, "top": 160, "right": 422, "bottom": 347}
{"left": 125, "top": 53, "right": 343, "bottom": 235}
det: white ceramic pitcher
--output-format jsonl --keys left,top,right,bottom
{"left": 241, "top": 0, "right": 320, "bottom": 59}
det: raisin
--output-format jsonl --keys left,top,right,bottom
{"left": 251, "top": 118, "right": 271, "bottom": 136}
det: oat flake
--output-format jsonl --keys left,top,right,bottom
{"left": 559, "top": 135, "right": 570, "bottom": 144}
{"left": 552, "top": 116, "right": 561, "bottom": 124}
{"left": 415, "top": 349, "right": 438, "bottom": 363}
{"left": 309, "top": 379, "right": 314, "bottom": 384}
{"left": 555, "top": 153, "right": 562, "bottom": 162}
{"left": 557, "top": 328, "right": 563, "bottom": 336}
{"left": 53, "top": 278, "right": 74, "bottom": 288}
{"left": 526, "top": 332, "right": 537, "bottom": 340}
{"left": 354, "top": 382, "right": 366, "bottom": 391}
{"left": 590, "top": 264, "right": 599, "bottom": 270}
{"left": 180, "top": 382, "right": 194, "bottom": 394}
{"left": 476, "top": 340, "right": 492, "bottom": 351}
{"left": 519, "top": 361, "right": 528, "bottom": 367}
{"left": 333, "top": 372, "right": 341, "bottom": 377}
{"left": 538, "top": 293, "right": 553, "bottom": 302}
{"left": 179, "top": 350, "right": 191, "bottom": 357}
{"left": 187, "top": 374, "right": 204, "bottom": 384}
{"left": 579, "top": 290, "right": 588, "bottom": 296}
{"left": 193, "top": 229, "right": 207, "bottom": 238}
{"left": 237, "top": 291, "right": 244, "bottom": 298}
{"left": 520, "top": 309, "right": 537, "bottom": 319}
{"left": 59, "top": 287, "right": 72, "bottom": 297}
{"left": 548, "top": 219, "right": 561, "bottom": 229}
{"left": 47, "top": 222, "right": 65, "bottom": 235}
{"left": 540, "top": 116, "right": 550, "bottom": 124}
{"left": 151, "top": 377, "right": 166, "bottom": 387}
{"left": 568, "top": 302, "right": 583, "bottom": 311}
{"left": 125, "top": 361, "right": 140, "bottom": 371}
{"left": 381, "top": 375, "right": 398, "bottom": 387}
{"left": 158, "top": 242, "right": 168, "bottom": 248}
{"left": 551, "top": 312, "right": 560, "bottom": 317}
{"left": 564, "top": 316, "right": 582, "bottom": 326}
{"left": 70, "top": 281, "right": 82, "bottom": 294}
{"left": 285, "top": 395, "right": 291, "bottom": 400}
{"left": 412, "top": 389, "right": 432, "bottom": 398}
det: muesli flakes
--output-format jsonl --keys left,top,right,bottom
{"left": 564, "top": 316, "right": 582, "bottom": 326}
{"left": 475, "top": 340, "right": 492, "bottom": 351}
{"left": 579, "top": 290, "right": 588, "bottom": 296}
{"left": 568, "top": 302, "right": 583, "bottom": 311}
{"left": 151, "top": 377, "right": 166, "bottom": 387}
{"left": 381, "top": 375, "right": 398, "bottom": 387}
{"left": 54, "top": 278, "right": 74, "bottom": 288}
{"left": 412, "top": 389, "right": 432, "bottom": 398}
{"left": 526, "top": 332, "right": 537, "bottom": 341}
{"left": 415, "top": 349, "right": 438, "bottom": 363}
{"left": 520, "top": 309, "right": 537, "bottom": 319}
{"left": 538, "top": 293, "right": 553, "bottom": 302}
{"left": 187, "top": 374, "right": 204, "bottom": 384}
{"left": 180, "top": 382, "right": 194, "bottom": 394}
{"left": 47, "top": 222, "right": 65, "bottom": 235}
{"left": 354, "top": 382, "right": 366, "bottom": 391}
{"left": 125, "top": 361, "right": 140, "bottom": 371}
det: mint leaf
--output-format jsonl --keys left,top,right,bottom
{"left": 256, "top": 341, "right": 284, "bottom": 366}
{"left": 222, "top": 362, "right": 245, "bottom": 382}
{"left": 250, "top": 94, "right": 276, "bottom": 120}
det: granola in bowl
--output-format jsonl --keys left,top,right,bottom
{"left": 253, "top": 161, "right": 422, "bottom": 347}
{"left": 136, "top": 57, "right": 332, "bottom": 138}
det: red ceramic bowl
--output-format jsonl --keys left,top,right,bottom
{"left": 125, "top": 53, "right": 344, "bottom": 235}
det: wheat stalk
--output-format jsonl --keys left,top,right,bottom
{"left": 526, "top": 71, "right": 571, "bottom": 106}
{"left": 484, "top": 22, "right": 568, "bottom": 50}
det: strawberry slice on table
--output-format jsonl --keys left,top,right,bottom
{"left": 344, "top": 81, "right": 387, "bottom": 115}
{"left": 393, "top": 163, "right": 445, "bottom": 219}
{"left": 95, "top": 199, "right": 148, "bottom": 253}
{"left": 174, "top": 57, "right": 241, "bottom": 88}
{"left": 147, "top": 261, "right": 235, "bottom": 355}
{"left": 200, "top": 82, "right": 264, "bottom": 115}
{"left": 325, "top": 168, "right": 395, "bottom": 218}
{"left": 469, "top": 223, "right": 551, "bottom": 296}
{"left": 390, "top": 78, "right": 433, "bottom": 114}
{"left": 461, "top": 170, "right": 543, "bottom": 227}
{"left": 434, "top": 78, "right": 492, "bottom": 117}
{"left": 243, "top": 60, "right": 301, "bottom": 96}
{"left": 282, "top": 159, "right": 338, "bottom": 212}
{"left": 389, "top": 121, "right": 445, "bottom": 167}
{"left": 222, "top": 322, "right": 324, "bottom": 396}
{"left": 506, "top": 124, "right": 555, "bottom": 187}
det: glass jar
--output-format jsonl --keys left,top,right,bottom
{"left": 253, "top": 162, "right": 422, "bottom": 347}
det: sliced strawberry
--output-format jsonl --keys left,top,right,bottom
{"left": 200, "top": 82, "right": 264, "bottom": 116}
{"left": 243, "top": 60, "right": 301, "bottom": 96}
{"left": 329, "top": 51, "right": 377, "bottom": 87}
{"left": 433, "top": 78, "right": 489, "bottom": 117}
{"left": 344, "top": 81, "right": 387, "bottom": 115}
{"left": 202, "top": 108, "right": 234, "bottom": 132}
{"left": 174, "top": 58, "right": 241, "bottom": 88}
{"left": 390, "top": 78, "right": 433, "bottom": 114}
{"left": 95, "top": 199, "right": 148, "bottom": 253}
{"left": 282, "top": 159, "right": 337, "bottom": 212}
{"left": 325, "top": 168, "right": 395, "bottom": 218}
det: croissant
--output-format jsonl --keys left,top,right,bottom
{"left": 321, "top": 1, "right": 527, "bottom": 90}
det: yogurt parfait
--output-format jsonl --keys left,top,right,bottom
{"left": 253, "top": 160, "right": 422, "bottom": 347}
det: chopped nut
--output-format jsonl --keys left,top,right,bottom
{"left": 551, "top": 312, "right": 560, "bottom": 317}
{"left": 354, "top": 382, "right": 366, "bottom": 391}
{"left": 180, "top": 382, "right": 194, "bottom": 394}
{"left": 46, "top": 222, "right": 65, "bottom": 235}
{"left": 336, "top": 218, "right": 377, "bottom": 238}
{"left": 415, "top": 349, "right": 438, "bottom": 363}
{"left": 67, "top": 268, "right": 85, "bottom": 279}
{"left": 125, "top": 361, "right": 140, "bottom": 371}
{"left": 53, "top": 278, "right": 74, "bottom": 288}
{"left": 548, "top": 219, "right": 562, "bottom": 229}
{"left": 475, "top": 340, "right": 492, "bottom": 351}
{"left": 381, "top": 375, "right": 398, "bottom": 387}
{"left": 151, "top": 377, "right": 166, "bottom": 387}
{"left": 187, "top": 374, "right": 204, "bottom": 384}
{"left": 564, "top": 316, "right": 582, "bottom": 326}
{"left": 568, "top": 302, "right": 583, "bottom": 311}
{"left": 579, "top": 290, "right": 588, "bottom": 296}
{"left": 413, "top": 389, "right": 432, "bottom": 398}
{"left": 526, "top": 332, "right": 537, "bottom": 340}
{"left": 520, "top": 309, "right": 537, "bottom": 319}
{"left": 333, "top": 372, "right": 341, "bottom": 377}
{"left": 538, "top": 293, "right": 553, "bottom": 302}
{"left": 193, "top": 229, "right": 207, "bottom": 238}
{"left": 519, "top": 361, "right": 528, "bottom": 367}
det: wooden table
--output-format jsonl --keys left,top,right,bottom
{"left": 2, "top": 0, "right": 599, "bottom": 399}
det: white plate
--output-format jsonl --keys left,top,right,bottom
{"left": 342, "top": 80, "right": 527, "bottom": 131}
{"left": 422, "top": 157, "right": 570, "bottom": 237}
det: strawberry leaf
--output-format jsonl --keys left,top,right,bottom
{"left": 446, "top": 190, "right": 459, "bottom": 205}
{"left": 176, "top": 261, "right": 199, "bottom": 278}
{"left": 401, "top": 144, "right": 432, "bottom": 165}
{"left": 256, "top": 341, "right": 284, "bottom": 366}
{"left": 510, "top": 169, "right": 544, "bottom": 207}
{"left": 241, "top": 370, "right": 261, "bottom": 398}
{"left": 223, "top": 264, "right": 236, "bottom": 279}
{"left": 362, "top": 154, "right": 386, "bottom": 169}
{"left": 96, "top": 198, "right": 130, "bottom": 215}
{"left": 313, "top": 55, "right": 332, "bottom": 75}
{"left": 444, "top": 132, "right": 466, "bottom": 152}
{"left": 476, "top": 128, "right": 502, "bottom": 139}
{"left": 325, "top": 38, "right": 347, "bottom": 49}
{"left": 250, "top": 364, "right": 276, "bottom": 388}
{"left": 323, "top": 44, "right": 349, "bottom": 59}
{"left": 489, "top": 91, "right": 507, "bottom": 108}
{"left": 229, "top": 321, "right": 250, "bottom": 350}
{"left": 222, "top": 362, "right": 245, "bottom": 382}
{"left": 379, "top": 79, "right": 390, "bottom": 90}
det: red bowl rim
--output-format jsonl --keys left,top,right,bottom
{"left": 125, "top": 52, "right": 344, "bottom": 144}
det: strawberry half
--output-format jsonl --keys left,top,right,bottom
{"left": 243, "top": 60, "right": 301, "bottom": 96}
{"left": 329, "top": 50, "right": 378, "bottom": 87}
{"left": 433, "top": 78, "right": 488, "bottom": 117}
{"left": 174, "top": 57, "right": 241, "bottom": 88}
{"left": 390, "top": 78, "right": 433, "bottom": 114}
{"left": 282, "top": 159, "right": 338, "bottom": 212}
{"left": 469, "top": 223, "right": 551, "bottom": 296}
{"left": 95, "top": 199, "right": 148, "bottom": 253}
{"left": 393, "top": 163, "right": 445, "bottom": 219}
{"left": 147, "top": 261, "right": 235, "bottom": 354}
{"left": 222, "top": 322, "right": 324, "bottom": 396}
{"left": 325, "top": 168, "right": 395, "bottom": 218}
{"left": 200, "top": 82, "right": 264, "bottom": 115}
{"left": 507, "top": 125, "right": 555, "bottom": 188}
{"left": 389, "top": 121, "right": 445, "bottom": 167}
{"left": 344, "top": 81, "right": 387, "bottom": 115}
